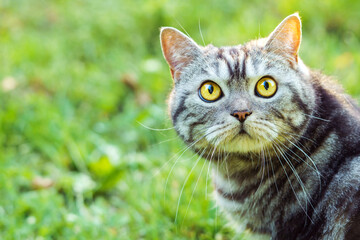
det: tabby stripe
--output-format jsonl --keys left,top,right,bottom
{"left": 216, "top": 48, "right": 225, "bottom": 60}
{"left": 276, "top": 210, "right": 322, "bottom": 239}
{"left": 225, "top": 59, "right": 234, "bottom": 79}
{"left": 217, "top": 48, "right": 235, "bottom": 79}
{"left": 201, "top": 68, "right": 209, "bottom": 75}
{"left": 298, "top": 210, "right": 326, "bottom": 239}
{"left": 172, "top": 93, "right": 187, "bottom": 124}
{"left": 229, "top": 47, "right": 240, "bottom": 80}
{"left": 260, "top": 132, "right": 329, "bottom": 212}
{"left": 288, "top": 85, "right": 310, "bottom": 114}
{"left": 250, "top": 51, "right": 261, "bottom": 73}
{"left": 213, "top": 61, "right": 220, "bottom": 76}
{"left": 298, "top": 85, "right": 337, "bottom": 155}
{"left": 216, "top": 184, "right": 258, "bottom": 203}
{"left": 188, "top": 120, "right": 206, "bottom": 142}
{"left": 272, "top": 108, "right": 285, "bottom": 120}
{"left": 345, "top": 190, "right": 360, "bottom": 239}
{"left": 183, "top": 112, "right": 196, "bottom": 121}
{"left": 275, "top": 85, "right": 340, "bottom": 221}
{"left": 240, "top": 48, "right": 248, "bottom": 80}
{"left": 233, "top": 58, "right": 240, "bottom": 80}
{"left": 308, "top": 145, "right": 360, "bottom": 224}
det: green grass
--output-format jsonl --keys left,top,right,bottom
{"left": 0, "top": 0, "right": 360, "bottom": 239}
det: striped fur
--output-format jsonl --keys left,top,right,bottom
{"left": 160, "top": 14, "right": 360, "bottom": 239}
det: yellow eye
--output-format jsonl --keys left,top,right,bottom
{"left": 255, "top": 77, "right": 277, "bottom": 98}
{"left": 199, "top": 81, "right": 222, "bottom": 102}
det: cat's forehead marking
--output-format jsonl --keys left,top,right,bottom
{"left": 213, "top": 46, "right": 249, "bottom": 84}
{"left": 240, "top": 48, "right": 248, "bottom": 80}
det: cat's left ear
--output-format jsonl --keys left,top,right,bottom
{"left": 160, "top": 27, "right": 202, "bottom": 80}
{"left": 265, "top": 13, "right": 302, "bottom": 63}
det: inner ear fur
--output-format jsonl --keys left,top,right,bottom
{"left": 160, "top": 27, "right": 201, "bottom": 79}
{"left": 265, "top": 13, "right": 302, "bottom": 63}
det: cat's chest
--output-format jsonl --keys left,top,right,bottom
{"left": 212, "top": 170, "right": 276, "bottom": 230}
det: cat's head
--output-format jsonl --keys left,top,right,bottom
{"left": 160, "top": 13, "right": 316, "bottom": 154}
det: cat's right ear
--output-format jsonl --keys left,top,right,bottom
{"left": 160, "top": 27, "right": 201, "bottom": 80}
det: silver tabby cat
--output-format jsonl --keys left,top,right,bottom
{"left": 160, "top": 13, "right": 360, "bottom": 240}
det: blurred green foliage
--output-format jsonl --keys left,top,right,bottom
{"left": 0, "top": 0, "right": 360, "bottom": 239}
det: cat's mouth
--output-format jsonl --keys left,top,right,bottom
{"left": 237, "top": 123, "right": 252, "bottom": 137}
{"left": 238, "top": 128, "right": 251, "bottom": 137}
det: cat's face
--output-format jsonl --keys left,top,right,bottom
{"left": 161, "top": 14, "right": 316, "bottom": 154}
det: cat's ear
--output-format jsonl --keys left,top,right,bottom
{"left": 265, "top": 13, "right": 302, "bottom": 62}
{"left": 160, "top": 27, "right": 202, "bottom": 79}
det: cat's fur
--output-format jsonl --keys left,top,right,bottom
{"left": 160, "top": 13, "right": 360, "bottom": 240}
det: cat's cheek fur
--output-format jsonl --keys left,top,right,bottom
{"left": 297, "top": 58, "right": 310, "bottom": 78}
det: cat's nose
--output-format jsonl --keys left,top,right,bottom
{"left": 231, "top": 110, "right": 252, "bottom": 123}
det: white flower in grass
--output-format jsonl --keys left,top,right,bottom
{"left": 73, "top": 174, "right": 96, "bottom": 194}
{"left": 1, "top": 76, "right": 17, "bottom": 92}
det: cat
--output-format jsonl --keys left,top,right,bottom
{"left": 160, "top": 13, "right": 360, "bottom": 240}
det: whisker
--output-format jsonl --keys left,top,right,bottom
{"left": 163, "top": 129, "right": 210, "bottom": 203}
{"left": 264, "top": 146, "right": 275, "bottom": 196}
{"left": 301, "top": 113, "right": 330, "bottom": 122}
{"left": 272, "top": 122, "right": 317, "bottom": 145}
{"left": 181, "top": 147, "right": 210, "bottom": 226}
{"left": 268, "top": 146, "right": 279, "bottom": 194}
{"left": 150, "top": 136, "right": 179, "bottom": 148}
{"left": 272, "top": 143, "right": 315, "bottom": 224}
{"left": 280, "top": 135, "right": 323, "bottom": 182}
{"left": 174, "top": 147, "right": 205, "bottom": 223}
{"left": 274, "top": 138, "right": 321, "bottom": 178}
{"left": 198, "top": 19, "right": 206, "bottom": 46}
{"left": 174, "top": 18, "right": 192, "bottom": 38}
{"left": 254, "top": 145, "right": 266, "bottom": 195}
{"left": 155, "top": 140, "right": 195, "bottom": 179}
{"left": 214, "top": 143, "right": 221, "bottom": 231}
{"left": 257, "top": 120, "right": 317, "bottom": 144}
{"left": 222, "top": 140, "right": 238, "bottom": 209}
{"left": 205, "top": 156, "right": 212, "bottom": 199}
{"left": 263, "top": 124, "right": 322, "bottom": 181}
{"left": 136, "top": 121, "right": 174, "bottom": 131}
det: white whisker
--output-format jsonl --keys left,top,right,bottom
{"left": 272, "top": 143, "right": 315, "bottom": 224}
{"left": 136, "top": 121, "right": 174, "bottom": 131}
{"left": 181, "top": 147, "right": 209, "bottom": 226}
{"left": 301, "top": 113, "right": 330, "bottom": 122}
{"left": 174, "top": 148, "right": 205, "bottom": 223}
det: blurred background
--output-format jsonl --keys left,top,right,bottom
{"left": 1, "top": 0, "right": 360, "bottom": 239}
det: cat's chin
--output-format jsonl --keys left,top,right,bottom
{"left": 223, "top": 134, "right": 273, "bottom": 153}
{"left": 194, "top": 122, "right": 278, "bottom": 154}
{"left": 196, "top": 131, "right": 274, "bottom": 154}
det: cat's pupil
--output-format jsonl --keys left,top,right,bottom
{"left": 208, "top": 85, "right": 214, "bottom": 94}
{"left": 263, "top": 81, "right": 269, "bottom": 90}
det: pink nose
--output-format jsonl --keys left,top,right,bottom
{"left": 231, "top": 110, "right": 252, "bottom": 123}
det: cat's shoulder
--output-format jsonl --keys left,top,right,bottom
{"left": 344, "top": 187, "right": 360, "bottom": 239}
